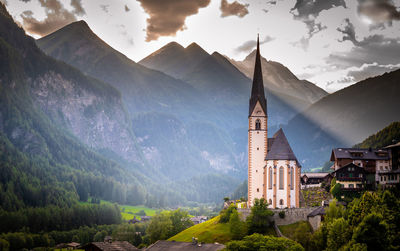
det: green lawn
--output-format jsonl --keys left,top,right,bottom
{"left": 278, "top": 221, "right": 312, "bottom": 239}
{"left": 169, "top": 215, "right": 277, "bottom": 244}
{"left": 168, "top": 215, "right": 233, "bottom": 244}
{"left": 120, "top": 205, "right": 158, "bottom": 220}
{"left": 80, "top": 199, "right": 158, "bottom": 221}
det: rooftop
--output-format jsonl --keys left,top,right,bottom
{"left": 266, "top": 128, "right": 298, "bottom": 163}
{"left": 331, "top": 148, "right": 390, "bottom": 161}
{"left": 302, "top": 173, "right": 331, "bottom": 178}
{"left": 145, "top": 240, "right": 225, "bottom": 251}
{"left": 82, "top": 241, "right": 139, "bottom": 251}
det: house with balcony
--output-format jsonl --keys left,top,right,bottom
{"left": 331, "top": 163, "right": 366, "bottom": 190}
{"left": 330, "top": 148, "right": 390, "bottom": 189}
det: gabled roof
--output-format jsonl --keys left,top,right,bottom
{"left": 330, "top": 148, "right": 390, "bottom": 161}
{"left": 82, "top": 241, "right": 139, "bottom": 251}
{"left": 266, "top": 128, "right": 298, "bottom": 163}
{"left": 146, "top": 240, "right": 225, "bottom": 251}
{"left": 331, "top": 163, "right": 365, "bottom": 174}
{"left": 385, "top": 142, "right": 400, "bottom": 149}
{"left": 307, "top": 207, "right": 325, "bottom": 217}
{"left": 249, "top": 35, "right": 267, "bottom": 116}
{"left": 302, "top": 172, "right": 331, "bottom": 178}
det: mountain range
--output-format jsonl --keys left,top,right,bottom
{"left": 1, "top": 0, "right": 399, "bottom": 211}
{"left": 228, "top": 50, "right": 328, "bottom": 107}
{"left": 284, "top": 69, "right": 400, "bottom": 167}
{"left": 37, "top": 20, "right": 323, "bottom": 182}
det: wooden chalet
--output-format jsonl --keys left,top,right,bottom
{"left": 331, "top": 163, "right": 366, "bottom": 190}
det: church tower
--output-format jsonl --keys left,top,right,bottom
{"left": 248, "top": 35, "right": 268, "bottom": 207}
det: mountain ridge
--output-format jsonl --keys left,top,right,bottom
{"left": 284, "top": 69, "right": 400, "bottom": 168}
{"left": 228, "top": 50, "right": 328, "bottom": 105}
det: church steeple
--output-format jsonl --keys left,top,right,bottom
{"left": 249, "top": 34, "right": 267, "bottom": 116}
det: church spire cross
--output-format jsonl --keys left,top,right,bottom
{"left": 249, "top": 34, "right": 267, "bottom": 116}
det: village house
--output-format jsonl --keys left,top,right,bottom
{"left": 82, "top": 237, "right": 138, "bottom": 251}
{"left": 190, "top": 216, "right": 208, "bottom": 225}
{"left": 301, "top": 172, "right": 332, "bottom": 188}
{"left": 248, "top": 36, "right": 301, "bottom": 208}
{"left": 331, "top": 163, "right": 366, "bottom": 190}
{"left": 380, "top": 142, "right": 400, "bottom": 188}
{"left": 330, "top": 148, "right": 390, "bottom": 188}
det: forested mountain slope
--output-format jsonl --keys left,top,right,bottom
{"left": 285, "top": 70, "right": 400, "bottom": 168}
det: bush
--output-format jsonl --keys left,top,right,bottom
{"left": 219, "top": 204, "right": 237, "bottom": 223}
{"left": 229, "top": 210, "right": 246, "bottom": 240}
{"left": 0, "top": 239, "right": 10, "bottom": 251}
{"left": 225, "top": 233, "right": 304, "bottom": 251}
{"left": 137, "top": 210, "right": 147, "bottom": 216}
{"left": 246, "top": 198, "right": 274, "bottom": 234}
{"left": 279, "top": 211, "right": 285, "bottom": 219}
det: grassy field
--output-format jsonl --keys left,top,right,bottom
{"left": 278, "top": 221, "right": 312, "bottom": 239}
{"left": 80, "top": 199, "right": 158, "bottom": 221}
{"left": 120, "top": 205, "right": 158, "bottom": 220}
{"left": 168, "top": 215, "right": 232, "bottom": 244}
{"left": 168, "top": 215, "right": 277, "bottom": 244}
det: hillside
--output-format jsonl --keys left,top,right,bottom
{"left": 139, "top": 41, "right": 307, "bottom": 126}
{"left": 36, "top": 21, "right": 199, "bottom": 117}
{"left": 36, "top": 21, "right": 243, "bottom": 188}
{"left": 168, "top": 216, "right": 233, "bottom": 244}
{"left": 354, "top": 121, "right": 400, "bottom": 148}
{"left": 0, "top": 2, "right": 145, "bottom": 209}
{"left": 228, "top": 50, "right": 328, "bottom": 105}
{"left": 284, "top": 70, "right": 400, "bottom": 168}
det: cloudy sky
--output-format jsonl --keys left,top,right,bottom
{"left": 2, "top": 0, "right": 400, "bottom": 92}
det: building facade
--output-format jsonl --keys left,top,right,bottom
{"left": 248, "top": 36, "right": 301, "bottom": 208}
{"left": 330, "top": 148, "right": 390, "bottom": 188}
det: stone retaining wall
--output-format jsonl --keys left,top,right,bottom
{"left": 238, "top": 207, "right": 317, "bottom": 226}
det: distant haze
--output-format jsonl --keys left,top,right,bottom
{"left": 3, "top": 0, "right": 400, "bottom": 92}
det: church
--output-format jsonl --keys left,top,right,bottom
{"left": 248, "top": 36, "right": 301, "bottom": 208}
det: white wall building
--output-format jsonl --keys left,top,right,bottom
{"left": 248, "top": 36, "right": 301, "bottom": 208}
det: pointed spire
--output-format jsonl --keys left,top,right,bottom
{"left": 249, "top": 34, "right": 267, "bottom": 116}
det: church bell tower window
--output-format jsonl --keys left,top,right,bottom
{"left": 255, "top": 119, "right": 261, "bottom": 130}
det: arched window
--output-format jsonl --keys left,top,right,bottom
{"left": 268, "top": 167, "right": 272, "bottom": 189}
{"left": 290, "top": 167, "right": 294, "bottom": 190}
{"left": 255, "top": 119, "right": 261, "bottom": 130}
{"left": 280, "top": 199, "right": 284, "bottom": 205}
{"left": 279, "top": 167, "right": 284, "bottom": 190}
{"left": 269, "top": 199, "right": 272, "bottom": 205}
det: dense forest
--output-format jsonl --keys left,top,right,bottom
{"left": 354, "top": 121, "right": 400, "bottom": 148}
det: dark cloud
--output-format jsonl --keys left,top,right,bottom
{"left": 358, "top": 0, "right": 400, "bottom": 23}
{"left": 100, "top": 4, "right": 109, "bottom": 13}
{"left": 337, "top": 18, "right": 359, "bottom": 45}
{"left": 19, "top": 0, "right": 31, "bottom": 2}
{"left": 328, "top": 35, "right": 400, "bottom": 68}
{"left": 137, "top": 0, "right": 210, "bottom": 42}
{"left": 220, "top": 0, "right": 249, "bottom": 18}
{"left": 125, "top": 5, "right": 130, "bottom": 12}
{"left": 21, "top": 0, "right": 85, "bottom": 37}
{"left": 71, "top": 0, "right": 85, "bottom": 15}
{"left": 235, "top": 35, "right": 275, "bottom": 53}
{"left": 291, "top": 0, "right": 346, "bottom": 19}
{"left": 266, "top": 1, "right": 277, "bottom": 5}
{"left": 290, "top": 0, "right": 343, "bottom": 49}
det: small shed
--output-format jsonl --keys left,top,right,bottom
{"left": 307, "top": 207, "right": 326, "bottom": 231}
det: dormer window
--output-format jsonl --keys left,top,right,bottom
{"left": 255, "top": 119, "right": 261, "bottom": 130}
